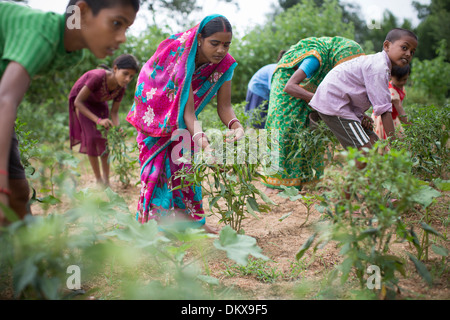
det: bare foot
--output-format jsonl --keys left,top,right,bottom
{"left": 203, "top": 224, "right": 219, "bottom": 234}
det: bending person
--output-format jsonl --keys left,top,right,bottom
{"left": 245, "top": 50, "right": 286, "bottom": 129}
{"left": 126, "top": 15, "right": 244, "bottom": 234}
{"left": 262, "top": 37, "right": 364, "bottom": 192}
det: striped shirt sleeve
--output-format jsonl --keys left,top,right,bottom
{"left": 2, "top": 27, "right": 55, "bottom": 78}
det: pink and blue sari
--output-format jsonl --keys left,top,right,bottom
{"left": 126, "top": 15, "right": 237, "bottom": 226}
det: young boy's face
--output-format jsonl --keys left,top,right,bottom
{"left": 384, "top": 35, "right": 418, "bottom": 68}
{"left": 80, "top": 4, "right": 137, "bottom": 58}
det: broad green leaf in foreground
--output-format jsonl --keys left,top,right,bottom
{"left": 104, "top": 219, "right": 169, "bottom": 248}
{"left": 296, "top": 233, "right": 317, "bottom": 260}
{"left": 408, "top": 253, "right": 433, "bottom": 286}
{"left": 433, "top": 179, "right": 450, "bottom": 191}
{"left": 411, "top": 185, "right": 441, "bottom": 208}
{"left": 431, "top": 244, "right": 448, "bottom": 257}
{"left": 278, "top": 185, "right": 304, "bottom": 201}
{"left": 214, "top": 226, "right": 268, "bottom": 265}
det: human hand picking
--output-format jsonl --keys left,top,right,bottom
{"left": 98, "top": 118, "right": 113, "bottom": 129}
{"left": 225, "top": 127, "right": 245, "bottom": 142}
{"left": 362, "top": 115, "right": 374, "bottom": 131}
{"left": 203, "top": 144, "right": 217, "bottom": 165}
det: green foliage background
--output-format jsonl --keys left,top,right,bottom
{"left": 16, "top": 0, "right": 449, "bottom": 143}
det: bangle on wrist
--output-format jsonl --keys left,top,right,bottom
{"left": 192, "top": 131, "right": 205, "bottom": 143}
{"left": 228, "top": 118, "right": 241, "bottom": 129}
{"left": 0, "top": 187, "right": 11, "bottom": 196}
{"left": 97, "top": 118, "right": 102, "bottom": 124}
{"left": 0, "top": 169, "right": 8, "bottom": 176}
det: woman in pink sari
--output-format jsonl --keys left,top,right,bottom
{"left": 126, "top": 15, "right": 244, "bottom": 233}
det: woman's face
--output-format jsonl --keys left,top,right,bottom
{"left": 197, "top": 32, "right": 232, "bottom": 65}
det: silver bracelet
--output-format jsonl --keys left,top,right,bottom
{"left": 192, "top": 131, "right": 205, "bottom": 142}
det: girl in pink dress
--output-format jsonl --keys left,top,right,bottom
{"left": 69, "top": 54, "right": 139, "bottom": 186}
{"left": 373, "top": 64, "right": 411, "bottom": 141}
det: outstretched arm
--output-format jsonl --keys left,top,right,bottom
{"left": 217, "top": 81, "right": 244, "bottom": 141}
{"left": 74, "top": 85, "right": 113, "bottom": 128}
{"left": 0, "top": 62, "right": 31, "bottom": 225}
{"left": 393, "top": 100, "right": 411, "bottom": 125}
{"left": 283, "top": 68, "right": 314, "bottom": 102}
{"left": 380, "top": 111, "right": 395, "bottom": 139}
{"left": 184, "top": 85, "right": 211, "bottom": 150}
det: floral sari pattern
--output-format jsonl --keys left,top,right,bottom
{"left": 126, "top": 15, "right": 237, "bottom": 225}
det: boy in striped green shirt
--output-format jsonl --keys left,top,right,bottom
{"left": 0, "top": 0, "right": 140, "bottom": 225}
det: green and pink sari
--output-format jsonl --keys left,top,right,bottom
{"left": 126, "top": 15, "right": 237, "bottom": 226}
{"left": 262, "top": 37, "right": 364, "bottom": 190}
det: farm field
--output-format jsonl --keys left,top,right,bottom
{"left": 4, "top": 133, "right": 446, "bottom": 301}
{"left": 1, "top": 0, "right": 449, "bottom": 303}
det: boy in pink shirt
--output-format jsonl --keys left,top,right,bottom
{"left": 309, "top": 28, "right": 418, "bottom": 152}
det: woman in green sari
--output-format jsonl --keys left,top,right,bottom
{"left": 262, "top": 37, "right": 364, "bottom": 191}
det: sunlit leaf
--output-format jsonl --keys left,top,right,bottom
{"left": 214, "top": 226, "right": 267, "bottom": 265}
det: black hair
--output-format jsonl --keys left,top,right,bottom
{"left": 66, "top": 0, "right": 140, "bottom": 16}
{"left": 385, "top": 28, "right": 418, "bottom": 43}
{"left": 200, "top": 16, "right": 233, "bottom": 38}
{"left": 277, "top": 50, "right": 287, "bottom": 62}
{"left": 391, "top": 64, "right": 411, "bottom": 79}
{"left": 99, "top": 54, "right": 139, "bottom": 72}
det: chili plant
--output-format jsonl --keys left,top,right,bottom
{"left": 1, "top": 186, "right": 267, "bottom": 300}
{"left": 15, "top": 119, "right": 40, "bottom": 178}
{"left": 100, "top": 126, "right": 138, "bottom": 187}
{"left": 278, "top": 185, "right": 322, "bottom": 227}
{"left": 174, "top": 130, "right": 278, "bottom": 233}
{"left": 392, "top": 103, "right": 449, "bottom": 180}
{"left": 296, "top": 142, "right": 443, "bottom": 297}
{"left": 286, "top": 113, "right": 340, "bottom": 183}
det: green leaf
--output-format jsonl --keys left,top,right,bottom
{"left": 104, "top": 187, "right": 130, "bottom": 212}
{"left": 214, "top": 226, "right": 268, "bottom": 265}
{"left": 38, "top": 277, "right": 60, "bottom": 300}
{"left": 431, "top": 244, "right": 448, "bottom": 257}
{"left": 37, "top": 195, "right": 62, "bottom": 205}
{"left": 13, "top": 258, "right": 38, "bottom": 296}
{"left": 0, "top": 203, "right": 19, "bottom": 223}
{"left": 247, "top": 197, "right": 260, "bottom": 212}
{"left": 278, "top": 185, "right": 303, "bottom": 201}
{"left": 258, "top": 190, "right": 276, "bottom": 205}
{"left": 408, "top": 253, "right": 433, "bottom": 286}
{"left": 432, "top": 179, "right": 450, "bottom": 191}
{"left": 197, "top": 275, "right": 220, "bottom": 286}
{"left": 296, "top": 233, "right": 316, "bottom": 260}
{"left": 412, "top": 185, "right": 441, "bottom": 208}
{"left": 104, "top": 219, "right": 169, "bottom": 248}
{"left": 420, "top": 222, "right": 445, "bottom": 239}
{"left": 245, "top": 198, "right": 260, "bottom": 219}
{"left": 279, "top": 212, "right": 292, "bottom": 222}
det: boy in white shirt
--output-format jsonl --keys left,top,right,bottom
{"left": 309, "top": 28, "right": 418, "bottom": 153}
